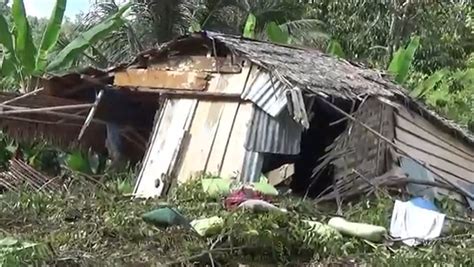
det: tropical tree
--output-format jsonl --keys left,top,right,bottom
{"left": 0, "top": 0, "right": 131, "bottom": 92}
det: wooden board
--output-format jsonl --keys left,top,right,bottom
{"left": 150, "top": 56, "right": 243, "bottom": 73}
{"left": 395, "top": 114, "right": 474, "bottom": 160}
{"left": 176, "top": 65, "right": 252, "bottom": 182}
{"left": 114, "top": 69, "right": 209, "bottom": 90}
{"left": 205, "top": 67, "right": 252, "bottom": 175}
{"left": 396, "top": 107, "right": 474, "bottom": 157}
{"left": 133, "top": 98, "right": 197, "bottom": 198}
{"left": 395, "top": 127, "right": 474, "bottom": 170}
{"left": 394, "top": 140, "right": 474, "bottom": 183}
{"left": 220, "top": 102, "right": 254, "bottom": 179}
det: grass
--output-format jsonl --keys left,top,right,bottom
{"left": 0, "top": 178, "right": 473, "bottom": 266}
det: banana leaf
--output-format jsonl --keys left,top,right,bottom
{"left": 243, "top": 13, "right": 256, "bottom": 39}
{"left": 266, "top": 21, "right": 289, "bottom": 44}
{"left": 0, "top": 14, "right": 17, "bottom": 76}
{"left": 327, "top": 39, "right": 345, "bottom": 58}
{"left": 12, "top": 0, "right": 37, "bottom": 74}
{"left": 388, "top": 36, "right": 420, "bottom": 84}
{"left": 35, "top": 0, "right": 67, "bottom": 73}
{"left": 46, "top": 2, "right": 132, "bottom": 71}
{"left": 410, "top": 69, "right": 448, "bottom": 98}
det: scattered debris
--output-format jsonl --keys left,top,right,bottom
{"left": 0, "top": 159, "right": 60, "bottom": 192}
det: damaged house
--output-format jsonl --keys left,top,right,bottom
{"left": 0, "top": 32, "right": 472, "bottom": 208}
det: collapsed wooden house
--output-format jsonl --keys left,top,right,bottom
{"left": 0, "top": 32, "right": 472, "bottom": 208}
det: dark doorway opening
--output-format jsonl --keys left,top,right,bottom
{"left": 261, "top": 97, "right": 355, "bottom": 198}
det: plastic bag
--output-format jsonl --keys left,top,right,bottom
{"left": 328, "top": 217, "right": 387, "bottom": 242}
{"left": 190, "top": 216, "right": 224, "bottom": 237}
{"left": 142, "top": 207, "right": 188, "bottom": 228}
{"left": 201, "top": 178, "right": 231, "bottom": 197}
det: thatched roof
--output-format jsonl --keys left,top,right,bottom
{"left": 138, "top": 31, "right": 472, "bottom": 146}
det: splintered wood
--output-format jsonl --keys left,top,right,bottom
{"left": 114, "top": 69, "right": 210, "bottom": 90}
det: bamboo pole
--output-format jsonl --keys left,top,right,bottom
{"left": 0, "top": 103, "right": 94, "bottom": 116}
{"left": 78, "top": 90, "right": 104, "bottom": 140}
{"left": 0, "top": 87, "right": 44, "bottom": 105}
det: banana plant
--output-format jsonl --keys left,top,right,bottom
{"left": 0, "top": 0, "right": 131, "bottom": 91}
{"left": 388, "top": 36, "right": 421, "bottom": 84}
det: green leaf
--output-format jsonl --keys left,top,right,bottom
{"left": 11, "top": 0, "right": 37, "bottom": 74}
{"left": 266, "top": 21, "right": 289, "bottom": 44}
{"left": 0, "top": 14, "right": 18, "bottom": 76}
{"left": 243, "top": 13, "right": 256, "bottom": 39}
{"left": 410, "top": 69, "right": 449, "bottom": 98}
{"left": 46, "top": 2, "right": 132, "bottom": 72}
{"left": 188, "top": 21, "right": 202, "bottom": 33}
{"left": 65, "top": 151, "right": 92, "bottom": 174}
{"left": 388, "top": 36, "right": 420, "bottom": 84}
{"left": 326, "top": 39, "right": 345, "bottom": 58}
{"left": 35, "top": 0, "right": 66, "bottom": 73}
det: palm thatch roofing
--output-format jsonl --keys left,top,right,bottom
{"left": 123, "top": 31, "right": 473, "bottom": 146}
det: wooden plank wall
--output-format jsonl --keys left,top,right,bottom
{"left": 176, "top": 64, "right": 254, "bottom": 183}
{"left": 394, "top": 106, "right": 474, "bottom": 200}
{"left": 133, "top": 56, "right": 254, "bottom": 198}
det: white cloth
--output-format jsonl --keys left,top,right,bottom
{"left": 390, "top": 200, "right": 445, "bottom": 246}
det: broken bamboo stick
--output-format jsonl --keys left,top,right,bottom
{"left": 318, "top": 96, "right": 474, "bottom": 200}
{"left": 78, "top": 90, "right": 104, "bottom": 140}
{"left": 0, "top": 87, "right": 45, "bottom": 106}
{"left": 0, "top": 103, "right": 93, "bottom": 116}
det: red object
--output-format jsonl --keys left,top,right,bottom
{"left": 224, "top": 187, "right": 271, "bottom": 210}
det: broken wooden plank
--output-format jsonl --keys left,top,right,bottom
{"left": 150, "top": 56, "right": 243, "bottom": 73}
{"left": 265, "top": 164, "right": 295, "bottom": 186}
{"left": 133, "top": 98, "right": 198, "bottom": 198}
{"left": 114, "top": 69, "right": 210, "bottom": 90}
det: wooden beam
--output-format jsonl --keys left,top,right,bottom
{"left": 149, "top": 56, "right": 243, "bottom": 73}
{"left": 122, "top": 87, "right": 244, "bottom": 101}
{"left": 114, "top": 69, "right": 210, "bottom": 90}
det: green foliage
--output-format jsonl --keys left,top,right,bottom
{"left": 1, "top": 181, "right": 472, "bottom": 266}
{"left": 47, "top": 2, "right": 131, "bottom": 72}
{"left": 0, "top": 0, "right": 131, "bottom": 90}
{"left": 11, "top": 0, "right": 36, "bottom": 74}
{"left": 326, "top": 39, "right": 345, "bottom": 58}
{"left": 35, "top": 0, "right": 66, "bottom": 72}
{"left": 65, "top": 151, "right": 93, "bottom": 174}
{"left": 243, "top": 13, "right": 256, "bottom": 39}
{"left": 0, "top": 237, "right": 53, "bottom": 266}
{"left": 388, "top": 36, "right": 421, "bottom": 84}
{"left": 266, "top": 21, "right": 289, "bottom": 44}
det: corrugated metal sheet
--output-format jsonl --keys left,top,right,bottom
{"left": 242, "top": 71, "right": 288, "bottom": 117}
{"left": 245, "top": 107, "right": 302, "bottom": 155}
{"left": 240, "top": 150, "right": 264, "bottom": 183}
